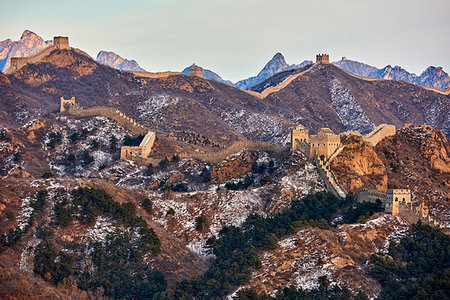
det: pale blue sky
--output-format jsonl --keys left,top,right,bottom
{"left": 1, "top": 0, "right": 449, "bottom": 82}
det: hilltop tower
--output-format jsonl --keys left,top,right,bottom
{"left": 385, "top": 189, "right": 411, "bottom": 216}
{"left": 189, "top": 64, "right": 203, "bottom": 78}
{"left": 53, "top": 36, "right": 69, "bottom": 49}
{"left": 316, "top": 54, "right": 329, "bottom": 64}
{"left": 60, "top": 96, "right": 75, "bottom": 112}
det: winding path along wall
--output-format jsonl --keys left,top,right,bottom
{"left": 179, "top": 141, "right": 287, "bottom": 164}
{"left": 67, "top": 106, "right": 148, "bottom": 135}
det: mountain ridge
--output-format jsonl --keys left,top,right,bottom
{"left": 96, "top": 50, "right": 146, "bottom": 72}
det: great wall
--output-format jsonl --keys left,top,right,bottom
{"left": 179, "top": 140, "right": 286, "bottom": 164}
{"left": 6, "top": 36, "right": 93, "bottom": 74}
{"left": 290, "top": 123, "right": 449, "bottom": 230}
{"left": 15, "top": 37, "right": 445, "bottom": 230}
{"left": 60, "top": 97, "right": 155, "bottom": 161}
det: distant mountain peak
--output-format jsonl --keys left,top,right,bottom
{"left": 235, "top": 52, "right": 311, "bottom": 90}
{"left": 96, "top": 50, "right": 145, "bottom": 72}
{"left": 20, "top": 29, "right": 38, "bottom": 40}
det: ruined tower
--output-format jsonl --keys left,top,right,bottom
{"left": 316, "top": 54, "right": 330, "bottom": 64}
{"left": 53, "top": 36, "right": 70, "bottom": 49}
{"left": 189, "top": 64, "right": 203, "bottom": 78}
{"left": 60, "top": 96, "right": 76, "bottom": 112}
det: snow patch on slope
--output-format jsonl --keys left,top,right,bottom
{"left": 329, "top": 78, "right": 374, "bottom": 134}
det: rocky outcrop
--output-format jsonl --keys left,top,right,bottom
{"left": 375, "top": 124, "right": 450, "bottom": 224}
{"left": 96, "top": 50, "right": 146, "bottom": 72}
{"left": 0, "top": 30, "right": 52, "bottom": 73}
{"left": 244, "top": 214, "right": 409, "bottom": 298}
{"left": 210, "top": 149, "right": 258, "bottom": 183}
{"left": 331, "top": 135, "right": 387, "bottom": 193}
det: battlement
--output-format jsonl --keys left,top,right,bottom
{"left": 53, "top": 36, "right": 69, "bottom": 49}
{"left": 60, "top": 96, "right": 76, "bottom": 112}
{"left": 316, "top": 54, "right": 329, "bottom": 64}
{"left": 189, "top": 65, "right": 203, "bottom": 78}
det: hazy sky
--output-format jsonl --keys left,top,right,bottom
{"left": 1, "top": 0, "right": 449, "bottom": 82}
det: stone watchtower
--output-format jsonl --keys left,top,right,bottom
{"left": 53, "top": 36, "right": 69, "bottom": 49}
{"left": 310, "top": 128, "right": 340, "bottom": 159}
{"left": 189, "top": 64, "right": 203, "bottom": 78}
{"left": 291, "top": 125, "right": 309, "bottom": 151}
{"left": 316, "top": 54, "right": 329, "bottom": 64}
{"left": 385, "top": 189, "right": 411, "bottom": 216}
{"left": 60, "top": 96, "right": 75, "bottom": 112}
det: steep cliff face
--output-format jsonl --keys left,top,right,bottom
{"left": 0, "top": 30, "right": 52, "bottom": 72}
{"left": 96, "top": 50, "right": 146, "bottom": 72}
{"left": 375, "top": 125, "right": 450, "bottom": 223}
{"left": 331, "top": 135, "right": 387, "bottom": 193}
{"left": 210, "top": 149, "right": 258, "bottom": 183}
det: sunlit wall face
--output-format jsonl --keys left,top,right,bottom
{"left": 1, "top": 0, "right": 449, "bottom": 82}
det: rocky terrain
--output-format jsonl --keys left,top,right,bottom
{"left": 331, "top": 134, "right": 387, "bottom": 193}
{"left": 375, "top": 125, "right": 450, "bottom": 223}
{"left": 1, "top": 46, "right": 449, "bottom": 148}
{"left": 331, "top": 124, "right": 450, "bottom": 224}
{"left": 96, "top": 50, "right": 146, "bottom": 72}
{"left": 242, "top": 214, "right": 409, "bottom": 298}
{"left": 0, "top": 30, "right": 449, "bottom": 299}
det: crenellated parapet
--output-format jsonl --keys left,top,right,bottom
{"left": 316, "top": 54, "right": 329, "bottom": 64}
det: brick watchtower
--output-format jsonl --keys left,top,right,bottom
{"left": 53, "top": 36, "right": 69, "bottom": 49}
{"left": 316, "top": 54, "right": 330, "bottom": 64}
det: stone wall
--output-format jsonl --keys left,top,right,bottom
{"left": 364, "top": 124, "right": 396, "bottom": 146}
{"left": 355, "top": 189, "right": 387, "bottom": 205}
{"left": 385, "top": 189, "right": 411, "bottom": 216}
{"left": 119, "top": 130, "right": 155, "bottom": 160}
{"left": 67, "top": 106, "right": 148, "bottom": 135}
{"left": 179, "top": 141, "right": 287, "bottom": 164}
{"left": 291, "top": 125, "right": 309, "bottom": 151}
{"left": 314, "top": 153, "right": 347, "bottom": 198}
{"left": 7, "top": 45, "right": 56, "bottom": 73}
{"left": 398, "top": 203, "right": 449, "bottom": 230}
{"left": 129, "top": 71, "right": 182, "bottom": 79}
{"left": 6, "top": 36, "right": 93, "bottom": 74}
{"left": 60, "top": 97, "right": 75, "bottom": 112}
